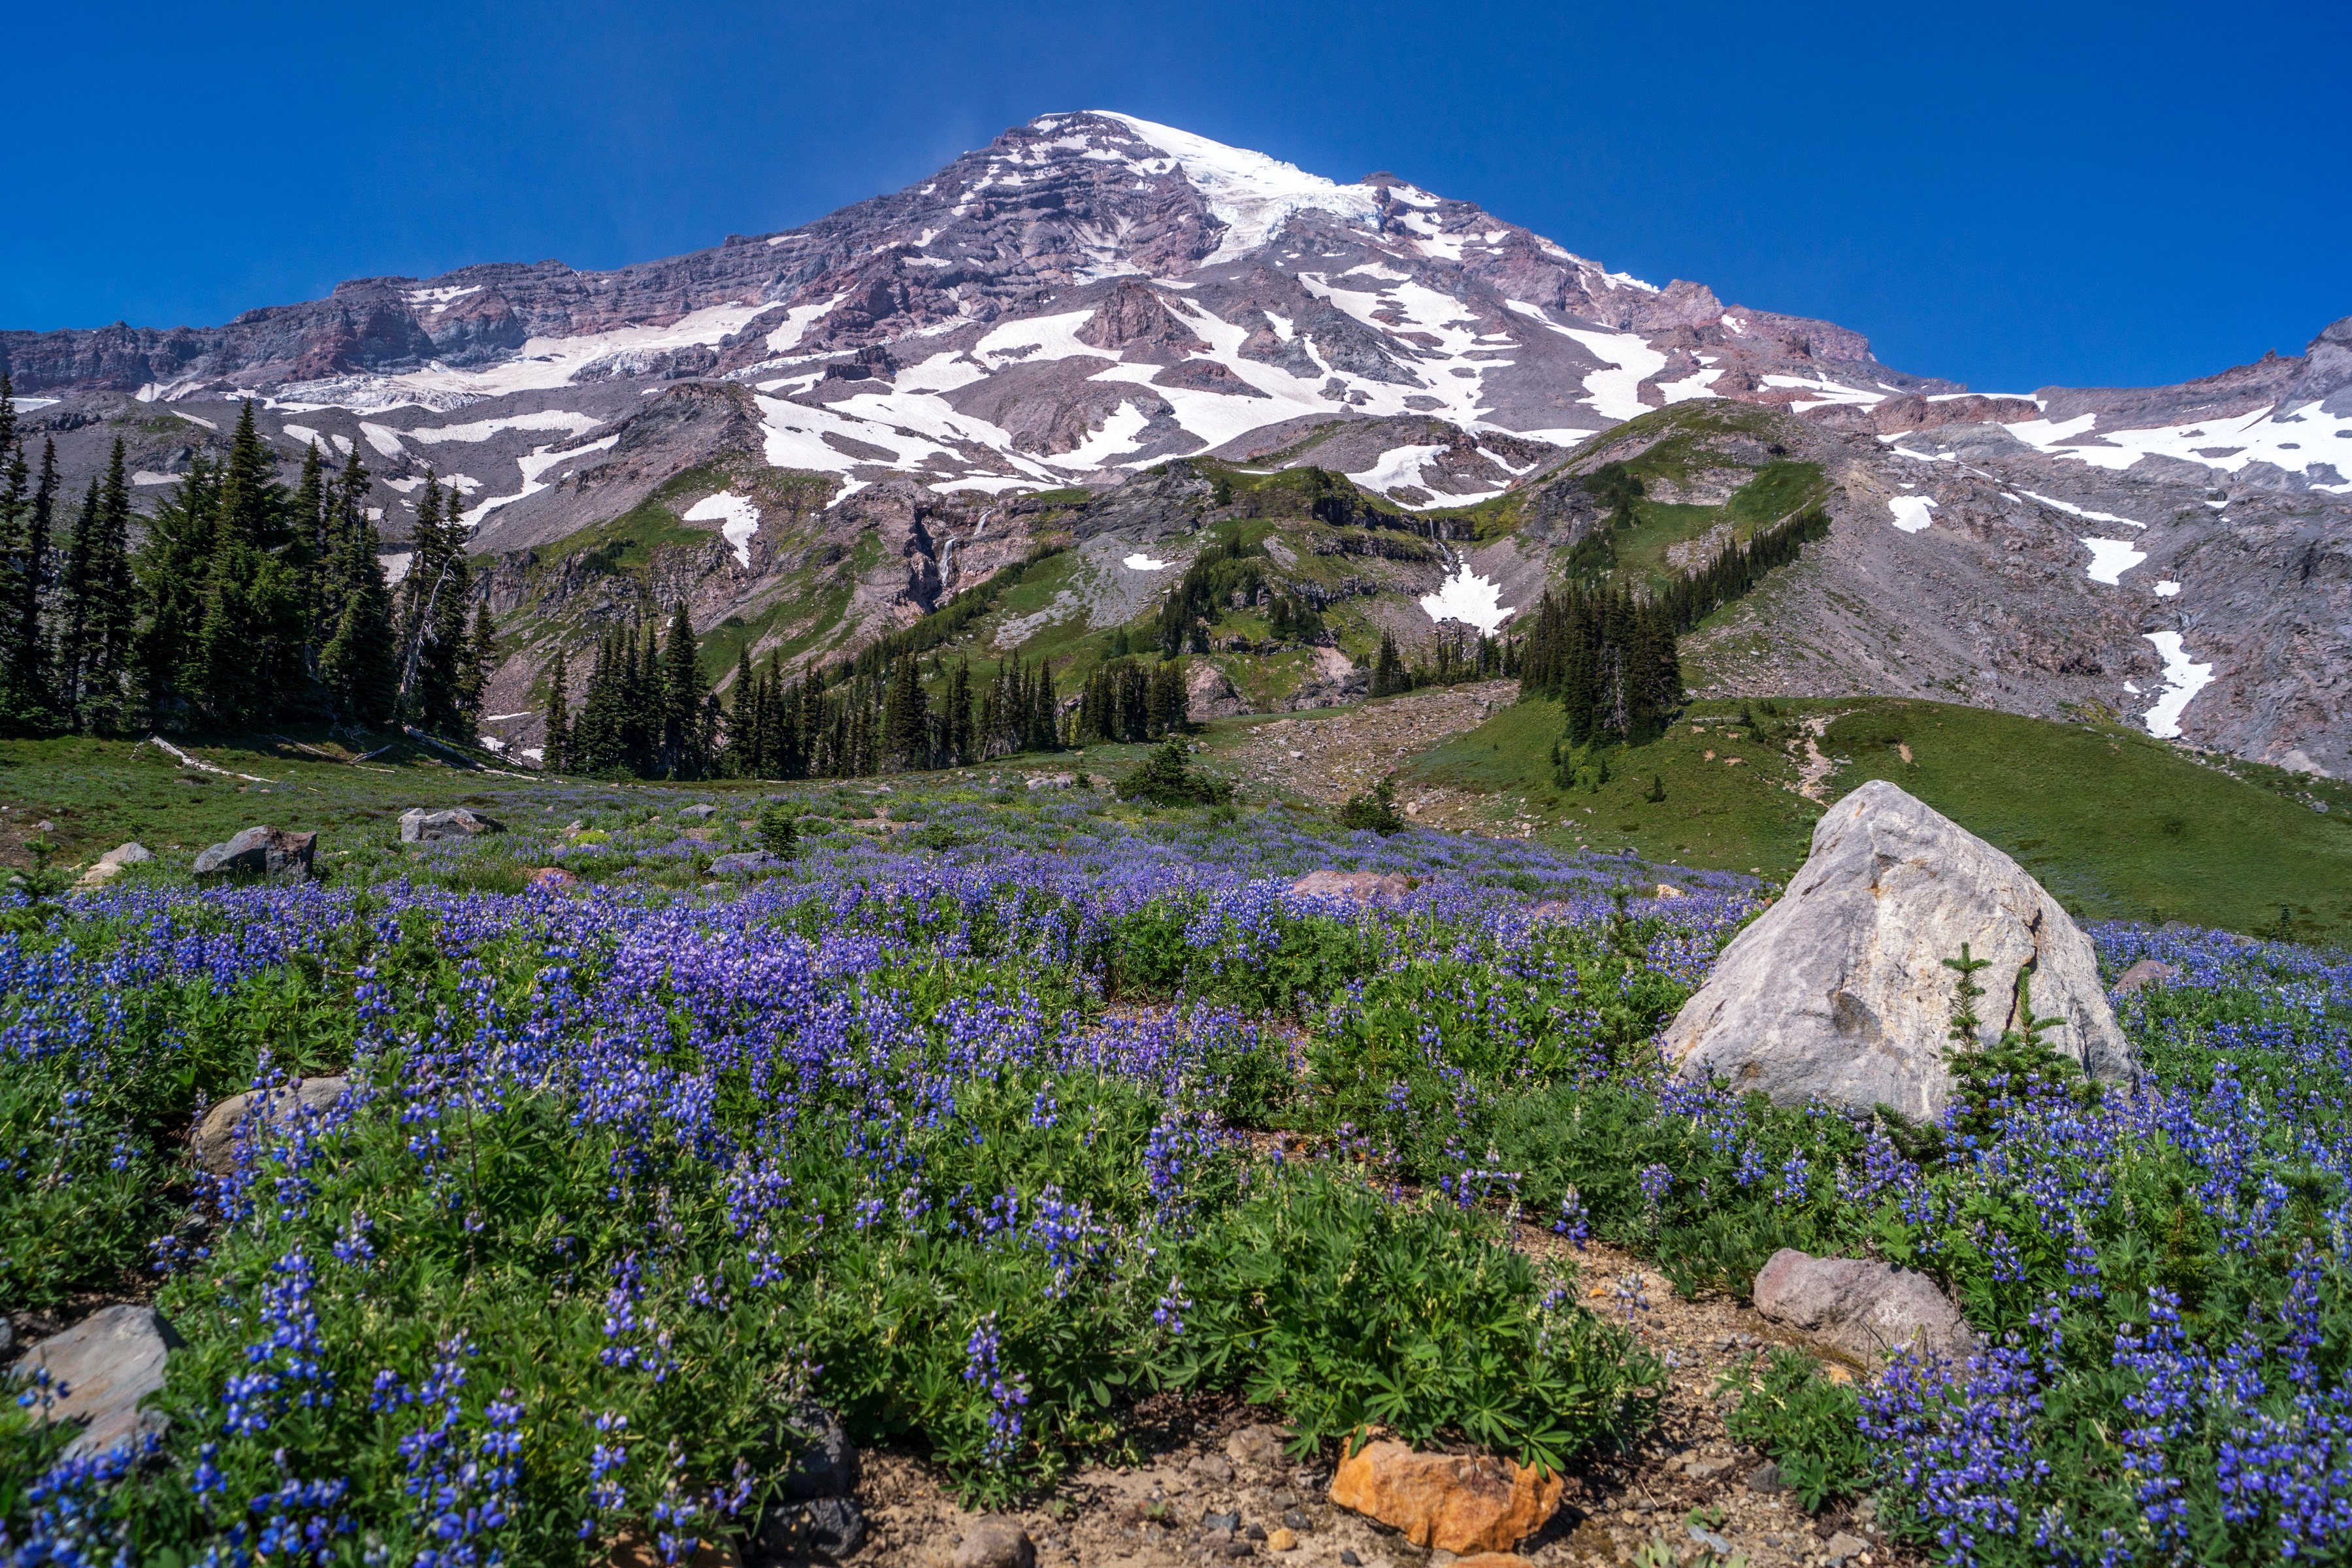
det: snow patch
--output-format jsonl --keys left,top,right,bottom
{"left": 1088, "top": 110, "right": 1382, "bottom": 264}
{"left": 2142, "top": 630, "right": 2213, "bottom": 738}
{"left": 1122, "top": 553, "right": 1170, "bottom": 571}
{"left": 2018, "top": 489, "right": 2142, "bottom": 528}
{"left": 1887, "top": 495, "right": 1937, "bottom": 532}
{"left": 1419, "top": 564, "right": 1513, "bottom": 634}
{"left": 683, "top": 491, "right": 762, "bottom": 568}
{"left": 461, "top": 435, "right": 619, "bottom": 527}
{"left": 408, "top": 410, "right": 604, "bottom": 444}
{"left": 2080, "top": 537, "right": 2147, "bottom": 585}
{"left": 2153, "top": 580, "right": 2181, "bottom": 598}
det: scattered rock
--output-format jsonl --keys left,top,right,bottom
{"left": 1225, "top": 1423, "right": 1288, "bottom": 1483}
{"left": 707, "top": 851, "right": 787, "bottom": 877}
{"left": 2112, "top": 958, "right": 2181, "bottom": 995}
{"left": 1024, "top": 773, "right": 1077, "bottom": 791}
{"left": 679, "top": 804, "right": 720, "bottom": 821}
{"left": 1328, "top": 1439, "right": 1562, "bottom": 1553}
{"left": 1822, "top": 1530, "right": 1870, "bottom": 1565}
{"left": 951, "top": 1517, "right": 1035, "bottom": 1568}
{"left": 777, "top": 1401, "right": 858, "bottom": 1501}
{"left": 1287, "top": 869, "right": 1411, "bottom": 903}
{"left": 1191, "top": 1453, "right": 1235, "bottom": 1485}
{"left": 400, "top": 807, "right": 506, "bottom": 843}
{"left": 1654, "top": 883, "right": 1686, "bottom": 899}
{"left": 1265, "top": 1527, "right": 1298, "bottom": 1553}
{"left": 1663, "top": 779, "right": 2138, "bottom": 1120}
{"left": 193, "top": 825, "right": 318, "bottom": 881}
{"left": 527, "top": 866, "right": 581, "bottom": 891}
{"left": 1753, "top": 1247, "right": 1978, "bottom": 1366}
{"left": 1745, "top": 1460, "right": 1786, "bottom": 1494}
{"left": 192, "top": 1077, "right": 350, "bottom": 1175}
{"left": 9, "top": 1305, "right": 180, "bottom": 1458}
{"left": 1450, "top": 1557, "right": 1535, "bottom": 1568}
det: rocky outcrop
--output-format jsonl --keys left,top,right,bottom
{"left": 1288, "top": 870, "right": 1411, "bottom": 902}
{"left": 949, "top": 1518, "right": 1035, "bottom": 1568}
{"left": 193, "top": 1077, "right": 351, "bottom": 1175}
{"left": 1664, "top": 780, "right": 2136, "bottom": 1120}
{"left": 747, "top": 1403, "right": 864, "bottom": 1565}
{"left": 75, "top": 841, "right": 152, "bottom": 889}
{"left": 1328, "top": 1439, "right": 1562, "bottom": 1554}
{"left": 9, "top": 1305, "right": 180, "bottom": 1458}
{"left": 1752, "top": 1249, "right": 1977, "bottom": 1367}
{"left": 192, "top": 826, "right": 318, "bottom": 881}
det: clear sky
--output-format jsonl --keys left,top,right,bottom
{"left": 3, "top": 1, "right": 2343, "bottom": 394}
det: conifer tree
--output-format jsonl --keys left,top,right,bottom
{"left": 459, "top": 602, "right": 497, "bottom": 727}
{"left": 945, "top": 659, "right": 973, "bottom": 766}
{"left": 882, "top": 653, "right": 928, "bottom": 772}
{"left": 5, "top": 438, "right": 58, "bottom": 719}
{"left": 659, "top": 609, "right": 704, "bottom": 777}
{"left": 542, "top": 651, "right": 571, "bottom": 772}
{"left": 1371, "top": 631, "right": 1408, "bottom": 698}
{"left": 317, "top": 452, "right": 398, "bottom": 728}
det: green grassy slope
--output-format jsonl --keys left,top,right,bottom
{"left": 1410, "top": 694, "right": 2352, "bottom": 941}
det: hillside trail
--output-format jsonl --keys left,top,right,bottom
{"left": 805, "top": 1224, "right": 1911, "bottom": 1568}
{"left": 1787, "top": 713, "right": 1852, "bottom": 803}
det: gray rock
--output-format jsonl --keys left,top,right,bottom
{"left": 9, "top": 1305, "right": 180, "bottom": 1458}
{"left": 1745, "top": 1460, "right": 1786, "bottom": 1494}
{"left": 706, "top": 851, "right": 786, "bottom": 876}
{"left": 1225, "top": 1423, "right": 1289, "bottom": 1482}
{"left": 1664, "top": 779, "right": 2136, "bottom": 1120}
{"left": 2112, "top": 958, "right": 2181, "bottom": 995}
{"left": 1823, "top": 1530, "right": 1870, "bottom": 1565}
{"left": 1024, "top": 772, "right": 1076, "bottom": 791}
{"left": 952, "top": 1517, "right": 1036, "bottom": 1568}
{"left": 1753, "top": 1248, "right": 1976, "bottom": 1367}
{"left": 192, "top": 1077, "right": 350, "bottom": 1175}
{"left": 777, "top": 1401, "right": 858, "bottom": 1500}
{"left": 193, "top": 825, "right": 318, "bottom": 881}
{"left": 1287, "top": 869, "right": 1410, "bottom": 904}
{"left": 678, "top": 803, "right": 719, "bottom": 821}
{"left": 399, "top": 808, "right": 505, "bottom": 843}
{"left": 76, "top": 841, "right": 154, "bottom": 889}
{"left": 751, "top": 1495, "right": 866, "bottom": 1563}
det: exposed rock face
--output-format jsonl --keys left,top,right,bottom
{"left": 2112, "top": 958, "right": 2181, "bottom": 994}
{"left": 748, "top": 1403, "right": 864, "bottom": 1565}
{"left": 1664, "top": 779, "right": 2137, "bottom": 1120}
{"left": 192, "top": 826, "right": 318, "bottom": 881}
{"left": 76, "top": 841, "right": 152, "bottom": 888}
{"left": 1752, "top": 1249, "right": 1978, "bottom": 1367}
{"left": 10, "top": 1305, "right": 180, "bottom": 1458}
{"left": 193, "top": 1077, "right": 351, "bottom": 1175}
{"left": 400, "top": 808, "right": 506, "bottom": 842}
{"left": 1328, "top": 1439, "right": 1562, "bottom": 1554}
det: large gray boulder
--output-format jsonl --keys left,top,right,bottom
{"left": 400, "top": 808, "right": 505, "bottom": 843}
{"left": 1665, "top": 779, "right": 2135, "bottom": 1119}
{"left": 192, "top": 1076, "right": 350, "bottom": 1175}
{"left": 1753, "top": 1249, "right": 1976, "bottom": 1367}
{"left": 9, "top": 1305, "right": 180, "bottom": 1458}
{"left": 193, "top": 826, "right": 317, "bottom": 881}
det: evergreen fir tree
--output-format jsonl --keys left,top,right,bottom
{"left": 316, "top": 455, "right": 399, "bottom": 728}
{"left": 1371, "top": 630, "right": 1408, "bottom": 698}
{"left": 659, "top": 610, "right": 704, "bottom": 777}
{"left": 542, "top": 651, "right": 571, "bottom": 772}
{"left": 881, "top": 653, "right": 928, "bottom": 771}
{"left": 56, "top": 442, "right": 135, "bottom": 730}
{"left": 57, "top": 476, "right": 102, "bottom": 723}
{"left": 7, "top": 438, "right": 59, "bottom": 720}
{"left": 458, "top": 602, "right": 497, "bottom": 727}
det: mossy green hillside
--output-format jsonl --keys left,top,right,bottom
{"left": 1411, "top": 695, "right": 2352, "bottom": 941}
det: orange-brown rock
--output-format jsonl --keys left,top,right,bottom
{"left": 1328, "top": 1440, "right": 1562, "bottom": 1553}
{"left": 1452, "top": 1556, "right": 1538, "bottom": 1568}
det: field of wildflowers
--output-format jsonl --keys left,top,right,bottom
{"left": 2, "top": 779, "right": 2347, "bottom": 1567}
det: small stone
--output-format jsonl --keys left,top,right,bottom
{"left": 1753, "top": 1249, "right": 1976, "bottom": 1366}
{"left": 1339, "top": 1553, "right": 1361, "bottom": 1567}
{"left": 1450, "top": 1557, "right": 1537, "bottom": 1568}
{"left": 1280, "top": 1509, "right": 1311, "bottom": 1531}
{"left": 192, "top": 1077, "right": 350, "bottom": 1175}
{"left": 1746, "top": 1461, "right": 1787, "bottom": 1494}
{"left": 1690, "top": 1526, "right": 1735, "bottom": 1554}
{"left": 1654, "top": 883, "right": 1686, "bottom": 899}
{"left": 1270, "top": 1490, "right": 1299, "bottom": 1509}
{"left": 1225, "top": 1424, "right": 1288, "bottom": 1482}
{"left": 1243, "top": 1524, "right": 1266, "bottom": 1541}
{"left": 1684, "top": 1458, "right": 1731, "bottom": 1481}
{"left": 1266, "top": 1527, "right": 1297, "bottom": 1552}
{"left": 1192, "top": 1453, "right": 1236, "bottom": 1484}
{"left": 1329, "top": 1439, "right": 1562, "bottom": 1553}
{"left": 1200, "top": 1512, "right": 1239, "bottom": 1533}
{"left": 1823, "top": 1531, "right": 1869, "bottom": 1565}
{"left": 951, "top": 1517, "right": 1035, "bottom": 1568}
{"left": 679, "top": 804, "right": 719, "bottom": 820}
{"left": 2112, "top": 958, "right": 2181, "bottom": 995}
{"left": 10, "top": 1305, "right": 180, "bottom": 1458}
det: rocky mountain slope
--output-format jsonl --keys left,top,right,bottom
{"left": 5, "top": 112, "right": 2346, "bottom": 771}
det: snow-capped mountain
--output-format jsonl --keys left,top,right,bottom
{"left": 5, "top": 112, "right": 2348, "bottom": 772}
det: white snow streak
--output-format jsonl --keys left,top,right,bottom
{"left": 2142, "top": 630, "right": 2213, "bottom": 738}
{"left": 1419, "top": 564, "right": 1513, "bottom": 634}
{"left": 1887, "top": 495, "right": 1937, "bottom": 532}
{"left": 1122, "top": 553, "right": 1170, "bottom": 571}
{"left": 683, "top": 491, "right": 762, "bottom": 568}
{"left": 2080, "top": 537, "right": 2148, "bottom": 585}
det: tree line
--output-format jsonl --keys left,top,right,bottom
{"left": 0, "top": 384, "right": 495, "bottom": 738}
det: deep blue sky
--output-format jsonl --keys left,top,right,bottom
{"left": 5, "top": 2, "right": 2344, "bottom": 393}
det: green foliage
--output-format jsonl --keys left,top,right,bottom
{"left": 1169, "top": 1170, "right": 1662, "bottom": 1471}
{"left": 1719, "top": 1348, "right": 1872, "bottom": 1510}
{"left": 1120, "top": 738, "right": 1233, "bottom": 808}
{"left": 755, "top": 801, "right": 801, "bottom": 858}
{"left": 1336, "top": 776, "right": 1404, "bottom": 836}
